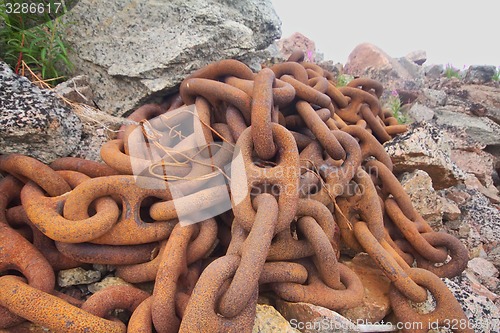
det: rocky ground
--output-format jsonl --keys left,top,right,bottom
{"left": 1, "top": 6, "right": 500, "bottom": 331}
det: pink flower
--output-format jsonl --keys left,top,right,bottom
{"left": 307, "top": 50, "right": 313, "bottom": 61}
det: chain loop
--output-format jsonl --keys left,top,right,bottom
{"left": 389, "top": 268, "right": 473, "bottom": 333}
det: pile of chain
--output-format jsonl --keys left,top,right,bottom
{"left": 0, "top": 51, "right": 472, "bottom": 333}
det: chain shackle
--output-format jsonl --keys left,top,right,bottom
{"left": 231, "top": 123, "right": 299, "bottom": 233}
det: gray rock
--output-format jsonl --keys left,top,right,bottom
{"left": 0, "top": 61, "right": 82, "bottom": 163}
{"left": 450, "top": 149, "right": 496, "bottom": 188}
{"left": 62, "top": 0, "right": 281, "bottom": 116}
{"left": 488, "top": 247, "right": 500, "bottom": 270}
{"left": 459, "top": 189, "right": 500, "bottom": 267}
{"left": 468, "top": 258, "right": 499, "bottom": 279}
{"left": 424, "top": 64, "right": 444, "bottom": 79}
{"left": 464, "top": 65, "right": 497, "bottom": 84}
{"left": 440, "top": 196, "right": 462, "bottom": 222}
{"left": 434, "top": 108, "right": 500, "bottom": 147}
{"left": 405, "top": 50, "right": 427, "bottom": 65}
{"left": 57, "top": 267, "right": 101, "bottom": 287}
{"left": 399, "top": 170, "right": 443, "bottom": 229}
{"left": 420, "top": 88, "right": 447, "bottom": 107}
{"left": 384, "top": 122, "right": 465, "bottom": 190}
{"left": 408, "top": 103, "right": 435, "bottom": 122}
{"left": 445, "top": 276, "right": 500, "bottom": 333}
{"left": 459, "top": 84, "right": 500, "bottom": 125}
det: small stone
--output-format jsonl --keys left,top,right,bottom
{"left": 54, "top": 75, "right": 95, "bottom": 106}
{"left": 252, "top": 304, "right": 300, "bottom": 333}
{"left": 396, "top": 90, "right": 420, "bottom": 105}
{"left": 276, "top": 300, "right": 359, "bottom": 333}
{"left": 451, "top": 150, "right": 496, "bottom": 188}
{"left": 488, "top": 247, "right": 500, "bottom": 269}
{"left": 87, "top": 276, "right": 132, "bottom": 294}
{"left": 466, "top": 259, "right": 500, "bottom": 294}
{"left": 440, "top": 196, "right": 461, "bottom": 221}
{"left": 341, "top": 254, "right": 392, "bottom": 323}
{"left": 92, "top": 264, "right": 115, "bottom": 276}
{"left": 57, "top": 267, "right": 101, "bottom": 287}
{"left": 463, "top": 270, "right": 499, "bottom": 302}
{"left": 444, "top": 189, "right": 471, "bottom": 206}
{"left": 408, "top": 103, "right": 435, "bottom": 122}
{"left": 468, "top": 258, "right": 499, "bottom": 278}
{"left": 463, "top": 174, "right": 500, "bottom": 204}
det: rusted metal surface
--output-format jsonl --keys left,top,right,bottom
{"left": 0, "top": 276, "right": 125, "bottom": 333}
{"left": 0, "top": 55, "right": 470, "bottom": 332}
{"left": 389, "top": 268, "right": 473, "bottom": 333}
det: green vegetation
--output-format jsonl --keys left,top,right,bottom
{"left": 385, "top": 91, "right": 409, "bottom": 124}
{"left": 335, "top": 73, "right": 354, "bottom": 87}
{"left": 492, "top": 67, "right": 500, "bottom": 82}
{"left": 0, "top": 0, "right": 73, "bottom": 84}
{"left": 444, "top": 63, "right": 461, "bottom": 79}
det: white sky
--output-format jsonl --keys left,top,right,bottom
{"left": 271, "top": 0, "right": 499, "bottom": 68}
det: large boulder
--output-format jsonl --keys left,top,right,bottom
{"left": 277, "top": 32, "right": 316, "bottom": 61}
{"left": 0, "top": 61, "right": 82, "bottom": 163}
{"left": 61, "top": 0, "right": 281, "bottom": 116}
{"left": 464, "top": 65, "right": 497, "bottom": 85}
{"left": 344, "top": 43, "right": 425, "bottom": 93}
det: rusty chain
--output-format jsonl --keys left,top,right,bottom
{"left": 0, "top": 52, "right": 471, "bottom": 332}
